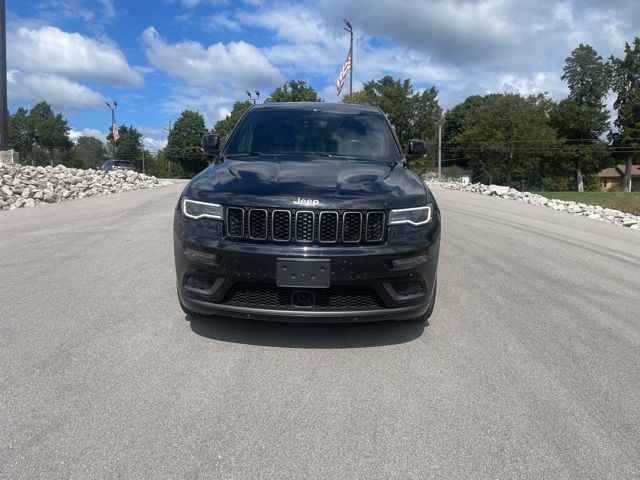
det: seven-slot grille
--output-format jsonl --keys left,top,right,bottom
{"left": 225, "top": 207, "right": 385, "bottom": 244}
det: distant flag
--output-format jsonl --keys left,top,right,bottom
{"left": 336, "top": 48, "right": 352, "bottom": 96}
{"left": 112, "top": 122, "right": 120, "bottom": 142}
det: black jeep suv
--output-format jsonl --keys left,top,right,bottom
{"left": 174, "top": 102, "right": 440, "bottom": 323}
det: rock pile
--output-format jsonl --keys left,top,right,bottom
{"left": 0, "top": 162, "right": 172, "bottom": 211}
{"left": 427, "top": 180, "right": 640, "bottom": 231}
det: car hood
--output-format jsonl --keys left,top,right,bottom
{"left": 186, "top": 156, "right": 429, "bottom": 210}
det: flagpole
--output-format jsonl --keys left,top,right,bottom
{"left": 105, "top": 100, "right": 117, "bottom": 159}
{"left": 343, "top": 19, "right": 353, "bottom": 98}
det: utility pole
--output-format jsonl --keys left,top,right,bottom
{"left": 105, "top": 100, "right": 118, "bottom": 158}
{"left": 0, "top": 0, "right": 8, "bottom": 151}
{"left": 140, "top": 141, "right": 145, "bottom": 174}
{"left": 343, "top": 19, "right": 353, "bottom": 98}
{"left": 438, "top": 123, "right": 442, "bottom": 181}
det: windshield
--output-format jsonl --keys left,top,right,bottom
{"left": 225, "top": 108, "right": 401, "bottom": 161}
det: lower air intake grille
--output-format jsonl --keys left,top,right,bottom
{"left": 390, "top": 280, "right": 424, "bottom": 297}
{"left": 185, "top": 275, "right": 214, "bottom": 291}
{"left": 223, "top": 283, "right": 383, "bottom": 309}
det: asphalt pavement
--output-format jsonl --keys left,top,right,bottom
{"left": 1, "top": 183, "right": 639, "bottom": 479}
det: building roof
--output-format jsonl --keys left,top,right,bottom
{"left": 597, "top": 164, "right": 640, "bottom": 178}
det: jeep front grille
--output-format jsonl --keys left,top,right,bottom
{"left": 224, "top": 207, "right": 386, "bottom": 245}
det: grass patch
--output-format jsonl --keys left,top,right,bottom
{"left": 534, "top": 191, "right": 640, "bottom": 216}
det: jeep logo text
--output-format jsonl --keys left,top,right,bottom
{"left": 293, "top": 197, "right": 320, "bottom": 207}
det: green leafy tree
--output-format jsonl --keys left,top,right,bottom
{"left": 343, "top": 76, "right": 442, "bottom": 152}
{"left": 214, "top": 101, "right": 252, "bottom": 145}
{"left": 610, "top": 37, "right": 640, "bottom": 192}
{"left": 108, "top": 125, "right": 143, "bottom": 170}
{"left": 455, "top": 93, "right": 557, "bottom": 187}
{"left": 8, "top": 107, "right": 31, "bottom": 162}
{"left": 166, "top": 110, "right": 208, "bottom": 177}
{"left": 441, "top": 96, "right": 487, "bottom": 173}
{"left": 550, "top": 44, "right": 611, "bottom": 191}
{"left": 268, "top": 80, "right": 322, "bottom": 102}
{"left": 342, "top": 91, "right": 370, "bottom": 105}
{"left": 25, "top": 102, "right": 72, "bottom": 166}
{"left": 71, "top": 136, "right": 107, "bottom": 169}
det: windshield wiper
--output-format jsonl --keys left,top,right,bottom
{"left": 303, "top": 152, "right": 356, "bottom": 159}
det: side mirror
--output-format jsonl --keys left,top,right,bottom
{"left": 202, "top": 134, "right": 221, "bottom": 156}
{"left": 407, "top": 139, "right": 426, "bottom": 159}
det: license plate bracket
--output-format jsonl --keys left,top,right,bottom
{"left": 276, "top": 258, "right": 331, "bottom": 288}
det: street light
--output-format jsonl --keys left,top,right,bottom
{"left": 246, "top": 90, "right": 260, "bottom": 104}
{"left": 105, "top": 100, "right": 118, "bottom": 158}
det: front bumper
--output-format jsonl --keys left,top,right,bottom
{"left": 174, "top": 213, "right": 440, "bottom": 323}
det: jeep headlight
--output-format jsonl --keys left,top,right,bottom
{"left": 389, "top": 205, "right": 432, "bottom": 226}
{"left": 182, "top": 198, "right": 223, "bottom": 220}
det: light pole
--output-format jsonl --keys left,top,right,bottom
{"left": 246, "top": 90, "right": 260, "bottom": 104}
{"left": 139, "top": 140, "right": 145, "bottom": 174}
{"left": 105, "top": 100, "right": 118, "bottom": 158}
{"left": 343, "top": 18, "right": 353, "bottom": 98}
{"left": 0, "top": 0, "right": 8, "bottom": 151}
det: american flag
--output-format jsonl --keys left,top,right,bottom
{"left": 336, "top": 48, "right": 352, "bottom": 95}
{"left": 111, "top": 122, "right": 120, "bottom": 142}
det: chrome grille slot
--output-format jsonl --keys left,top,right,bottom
{"left": 248, "top": 209, "right": 268, "bottom": 240}
{"left": 319, "top": 212, "right": 339, "bottom": 243}
{"left": 295, "top": 211, "right": 315, "bottom": 243}
{"left": 342, "top": 212, "right": 362, "bottom": 243}
{"left": 226, "top": 207, "right": 244, "bottom": 238}
{"left": 272, "top": 210, "right": 291, "bottom": 242}
{"left": 366, "top": 212, "right": 385, "bottom": 241}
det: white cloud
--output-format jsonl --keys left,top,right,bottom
{"left": 8, "top": 26, "right": 143, "bottom": 86}
{"left": 141, "top": 27, "right": 283, "bottom": 91}
{"left": 205, "top": 12, "right": 242, "bottom": 32}
{"left": 8, "top": 70, "right": 106, "bottom": 111}
{"left": 143, "top": 137, "right": 168, "bottom": 151}
{"left": 69, "top": 128, "right": 107, "bottom": 142}
{"left": 161, "top": 87, "right": 236, "bottom": 127}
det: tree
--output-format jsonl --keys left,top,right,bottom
{"left": 8, "top": 107, "right": 30, "bottom": 162}
{"left": 268, "top": 80, "right": 322, "bottom": 102}
{"left": 71, "top": 136, "right": 107, "bottom": 169}
{"left": 455, "top": 93, "right": 557, "bottom": 187}
{"left": 25, "top": 102, "right": 72, "bottom": 166}
{"left": 441, "top": 96, "right": 487, "bottom": 173}
{"left": 214, "top": 101, "right": 252, "bottom": 145}
{"left": 108, "top": 125, "right": 143, "bottom": 170}
{"left": 551, "top": 44, "right": 611, "bottom": 191}
{"left": 610, "top": 38, "right": 640, "bottom": 192}
{"left": 344, "top": 76, "right": 442, "bottom": 150}
{"left": 165, "top": 110, "right": 208, "bottom": 177}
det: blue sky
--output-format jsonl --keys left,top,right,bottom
{"left": 7, "top": 0, "right": 640, "bottom": 151}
